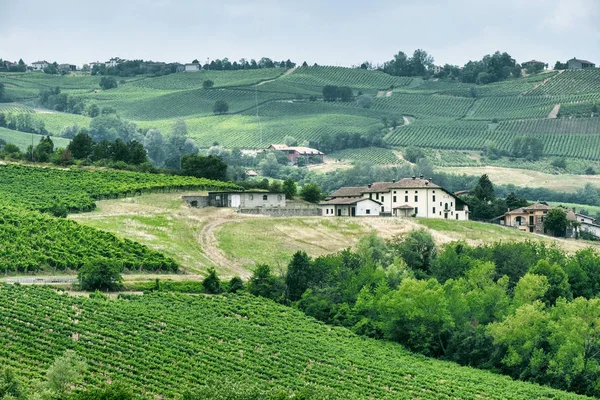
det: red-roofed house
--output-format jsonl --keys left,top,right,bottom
{"left": 268, "top": 144, "right": 324, "bottom": 164}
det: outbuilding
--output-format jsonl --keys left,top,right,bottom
{"left": 319, "top": 198, "right": 381, "bottom": 217}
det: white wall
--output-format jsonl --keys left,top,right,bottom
{"left": 355, "top": 200, "right": 380, "bottom": 216}
{"left": 240, "top": 193, "right": 285, "bottom": 208}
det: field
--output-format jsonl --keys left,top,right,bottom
{"left": 2, "top": 66, "right": 600, "bottom": 176}
{"left": 328, "top": 147, "right": 403, "bottom": 165}
{"left": 0, "top": 126, "right": 70, "bottom": 150}
{"left": 0, "top": 285, "right": 587, "bottom": 399}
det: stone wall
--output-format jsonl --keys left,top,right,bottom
{"left": 238, "top": 207, "right": 321, "bottom": 217}
{"left": 182, "top": 195, "right": 210, "bottom": 208}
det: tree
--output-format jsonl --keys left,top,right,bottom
{"left": 99, "top": 76, "right": 118, "bottom": 90}
{"left": 77, "top": 260, "right": 123, "bottom": 291}
{"left": 144, "top": 128, "right": 166, "bottom": 165}
{"left": 282, "top": 178, "right": 297, "bottom": 200}
{"left": 248, "top": 264, "right": 286, "bottom": 302}
{"left": 473, "top": 174, "right": 495, "bottom": 202}
{"left": 202, "top": 267, "right": 222, "bottom": 294}
{"left": 389, "top": 229, "right": 437, "bottom": 274}
{"left": 322, "top": 85, "right": 338, "bottom": 102}
{"left": 505, "top": 192, "right": 529, "bottom": 210}
{"left": 338, "top": 86, "right": 353, "bottom": 102}
{"left": 544, "top": 209, "right": 567, "bottom": 237}
{"left": 228, "top": 276, "right": 244, "bottom": 293}
{"left": 357, "top": 94, "right": 373, "bottom": 109}
{"left": 87, "top": 103, "right": 100, "bottom": 117}
{"left": 551, "top": 158, "right": 567, "bottom": 169}
{"left": 530, "top": 259, "right": 571, "bottom": 305}
{"left": 404, "top": 146, "right": 425, "bottom": 163}
{"left": 203, "top": 80, "right": 214, "bottom": 89}
{"left": 0, "top": 367, "right": 24, "bottom": 399}
{"left": 286, "top": 251, "right": 311, "bottom": 301}
{"left": 181, "top": 154, "right": 227, "bottom": 180}
{"left": 68, "top": 132, "right": 94, "bottom": 159}
{"left": 300, "top": 183, "right": 322, "bottom": 203}
{"left": 45, "top": 350, "right": 87, "bottom": 396}
{"left": 0, "top": 83, "right": 4, "bottom": 103}
{"left": 213, "top": 100, "right": 229, "bottom": 114}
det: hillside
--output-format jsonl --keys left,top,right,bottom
{"left": 71, "top": 192, "right": 600, "bottom": 276}
{"left": 0, "top": 285, "right": 588, "bottom": 399}
{"left": 1, "top": 68, "right": 599, "bottom": 171}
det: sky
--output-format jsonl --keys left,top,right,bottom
{"left": 1, "top": 0, "right": 599, "bottom": 67}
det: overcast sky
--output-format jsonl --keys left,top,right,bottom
{"left": 1, "top": 0, "right": 598, "bottom": 67}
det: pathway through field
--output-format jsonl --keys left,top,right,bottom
{"left": 256, "top": 67, "right": 297, "bottom": 86}
{"left": 548, "top": 104, "right": 561, "bottom": 119}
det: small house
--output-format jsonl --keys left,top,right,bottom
{"left": 183, "top": 192, "right": 285, "bottom": 208}
{"left": 497, "top": 203, "right": 551, "bottom": 233}
{"left": 106, "top": 58, "right": 121, "bottom": 68}
{"left": 185, "top": 63, "right": 201, "bottom": 72}
{"left": 31, "top": 60, "right": 48, "bottom": 71}
{"left": 58, "top": 64, "right": 77, "bottom": 72}
{"left": 268, "top": 144, "right": 324, "bottom": 164}
{"left": 521, "top": 60, "right": 546, "bottom": 70}
{"left": 319, "top": 198, "right": 381, "bottom": 217}
{"left": 567, "top": 58, "right": 596, "bottom": 70}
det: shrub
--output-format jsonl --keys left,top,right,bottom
{"left": 202, "top": 267, "right": 222, "bottom": 294}
{"left": 77, "top": 261, "right": 123, "bottom": 291}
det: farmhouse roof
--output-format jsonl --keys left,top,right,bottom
{"left": 569, "top": 57, "right": 594, "bottom": 64}
{"left": 32, "top": 60, "right": 48, "bottom": 64}
{"left": 328, "top": 187, "right": 365, "bottom": 198}
{"left": 268, "top": 144, "right": 324, "bottom": 155}
{"left": 393, "top": 204, "right": 414, "bottom": 210}
{"left": 506, "top": 203, "right": 551, "bottom": 215}
{"left": 362, "top": 178, "right": 440, "bottom": 193}
{"left": 319, "top": 197, "right": 382, "bottom": 206}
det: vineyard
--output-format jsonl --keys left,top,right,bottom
{"left": 0, "top": 285, "right": 586, "bottom": 399}
{"left": 1, "top": 66, "right": 600, "bottom": 164}
{"left": 0, "top": 126, "right": 70, "bottom": 150}
{"left": 0, "top": 164, "right": 239, "bottom": 213}
{"left": 0, "top": 206, "right": 177, "bottom": 273}
{"left": 328, "top": 147, "right": 402, "bottom": 164}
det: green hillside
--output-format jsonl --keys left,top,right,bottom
{"left": 1, "top": 67, "right": 599, "bottom": 163}
{"left": 0, "top": 285, "right": 587, "bottom": 399}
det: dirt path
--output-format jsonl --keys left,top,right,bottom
{"left": 386, "top": 90, "right": 393, "bottom": 97}
{"left": 403, "top": 116, "right": 411, "bottom": 125}
{"left": 548, "top": 104, "right": 561, "bottom": 119}
{"left": 376, "top": 90, "right": 385, "bottom": 97}
{"left": 256, "top": 67, "right": 297, "bottom": 86}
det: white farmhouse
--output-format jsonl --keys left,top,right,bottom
{"left": 184, "top": 63, "right": 201, "bottom": 72}
{"left": 320, "top": 177, "right": 469, "bottom": 220}
{"left": 31, "top": 60, "right": 48, "bottom": 71}
{"left": 320, "top": 198, "right": 382, "bottom": 217}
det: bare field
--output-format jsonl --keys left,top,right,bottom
{"left": 438, "top": 166, "right": 600, "bottom": 192}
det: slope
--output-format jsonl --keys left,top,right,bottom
{"left": 0, "top": 285, "right": 587, "bottom": 399}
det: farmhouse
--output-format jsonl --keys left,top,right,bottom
{"left": 320, "top": 198, "right": 382, "bottom": 217}
{"left": 567, "top": 58, "right": 596, "bottom": 70}
{"left": 58, "top": 64, "right": 77, "bottom": 73}
{"left": 183, "top": 192, "right": 285, "bottom": 208}
{"left": 89, "top": 61, "right": 104, "bottom": 69}
{"left": 320, "top": 177, "right": 469, "bottom": 219}
{"left": 268, "top": 144, "right": 324, "bottom": 164}
{"left": 521, "top": 60, "right": 545, "bottom": 69}
{"left": 31, "top": 61, "right": 48, "bottom": 71}
{"left": 105, "top": 58, "right": 121, "bottom": 68}
{"left": 185, "top": 63, "right": 201, "bottom": 72}
{"left": 497, "top": 203, "right": 551, "bottom": 233}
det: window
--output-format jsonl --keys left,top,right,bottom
{"left": 393, "top": 191, "right": 397, "bottom": 194}
{"left": 376, "top": 193, "right": 379, "bottom": 200}
{"left": 405, "top": 196, "right": 408, "bottom": 202}
{"left": 249, "top": 195, "right": 253, "bottom": 200}
{"left": 433, "top": 207, "right": 436, "bottom": 214}
{"left": 381, "top": 196, "right": 384, "bottom": 202}
{"left": 381, "top": 206, "right": 384, "bottom": 213}
{"left": 414, "top": 195, "right": 418, "bottom": 202}
{"left": 366, "top": 209, "right": 371, "bottom": 215}
{"left": 451, "top": 202, "right": 453, "bottom": 207}
{"left": 440, "top": 202, "right": 442, "bottom": 206}
{"left": 405, "top": 191, "right": 408, "bottom": 194}
{"left": 215, "top": 195, "right": 221, "bottom": 200}
{"left": 393, "top": 196, "right": 397, "bottom": 202}
{"left": 415, "top": 207, "right": 419, "bottom": 215}
{"left": 369, "top": 193, "right": 372, "bottom": 199}
{"left": 432, "top": 195, "right": 436, "bottom": 202}
{"left": 263, "top": 195, "right": 268, "bottom": 201}
{"left": 456, "top": 214, "right": 459, "bottom": 220}
{"left": 326, "top": 209, "right": 329, "bottom": 214}
{"left": 278, "top": 195, "right": 282, "bottom": 200}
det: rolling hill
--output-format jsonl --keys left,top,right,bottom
{"left": 0, "top": 284, "right": 588, "bottom": 399}
{"left": 1, "top": 67, "right": 599, "bottom": 166}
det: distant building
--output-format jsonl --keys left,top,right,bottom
{"left": 58, "top": 64, "right": 77, "bottom": 72}
{"left": 521, "top": 60, "right": 545, "bottom": 69}
{"left": 497, "top": 203, "right": 551, "bottom": 234}
{"left": 320, "top": 197, "right": 382, "bottom": 217}
{"left": 268, "top": 144, "right": 324, "bottom": 164}
{"left": 89, "top": 61, "right": 104, "bottom": 70}
{"left": 245, "top": 169, "right": 259, "bottom": 177}
{"left": 105, "top": 58, "right": 121, "bottom": 68}
{"left": 184, "top": 63, "right": 201, "bottom": 72}
{"left": 567, "top": 58, "right": 596, "bottom": 70}
{"left": 432, "top": 65, "right": 442, "bottom": 74}
{"left": 31, "top": 61, "right": 48, "bottom": 71}
{"left": 320, "top": 177, "right": 469, "bottom": 219}
{"left": 182, "top": 192, "right": 285, "bottom": 208}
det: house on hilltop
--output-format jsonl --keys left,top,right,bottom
{"left": 567, "top": 58, "right": 596, "bottom": 69}
{"left": 522, "top": 60, "right": 546, "bottom": 70}
{"left": 185, "top": 63, "right": 201, "bottom": 72}
{"left": 268, "top": 144, "right": 324, "bottom": 165}
{"left": 31, "top": 61, "right": 48, "bottom": 71}
{"left": 320, "top": 176, "right": 469, "bottom": 219}
{"left": 105, "top": 58, "right": 121, "bottom": 68}
{"left": 58, "top": 64, "right": 77, "bottom": 73}
{"left": 497, "top": 203, "right": 552, "bottom": 233}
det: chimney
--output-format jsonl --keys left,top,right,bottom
{"left": 367, "top": 184, "right": 372, "bottom": 188}
{"left": 392, "top": 179, "right": 396, "bottom": 183}
{"left": 429, "top": 177, "right": 433, "bottom": 182}
{"left": 412, "top": 176, "right": 416, "bottom": 180}
{"left": 419, "top": 175, "right": 424, "bottom": 179}
{"left": 425, "top": 181, "right": 429, "bottom": 185}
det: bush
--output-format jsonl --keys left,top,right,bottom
{"left": 99, "top": 76, "right": 118, "bottom": 90}
{"left": 228, "top": 276, "right": 244, "bottom": 293}
{"left": 202, "top": 267, "right": 222, "bottom": 294}
{"left": 357, "top": 94, "right": 373, "bottom": 109}
{"left": 551, "top": 158, "right": 567, "bottom": 169}
{"left": 300, "top": 183, "right": 322, "bottom": 203}
{"left": 203, "top": 80, "right": 214, "bottom": 89}
{"left": 77, "top": 261, "right": 123, "bottom": 291}
{"left": 213, "top": 100, "right": 229, "bottom": 114}
{"left": 404, "top": 146, "right": 425, "bottom": 163}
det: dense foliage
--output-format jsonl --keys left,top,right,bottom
{"left": 0, "top": 285, "right": 586, "bottom": 399}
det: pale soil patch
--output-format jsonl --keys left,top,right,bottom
{"left": 255, "top": 67, "right": 297, "bottom": 86}
{"left": 402, "top": 116, "right": 412, "bottom": 125}
{"left": 386, "top": 90, "right": 393, "bottom": 97}
{"left": 376, "top": 90, "right": 385, "bottom": 97}
{"left": 438, "top": 166, "right": 600, "bottom": 192}
{"left": 548, "top": 104, "right": 561, "bottom": 119}
{"left": 307, "top": 157, "right": 353, "bottom": 173}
